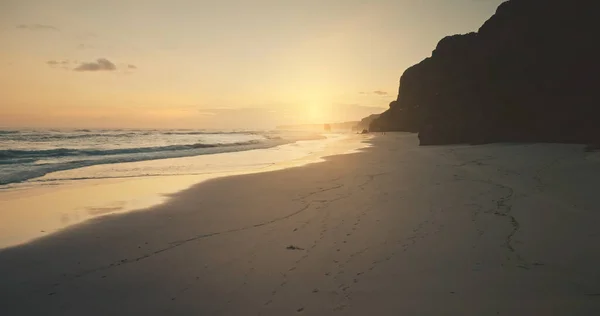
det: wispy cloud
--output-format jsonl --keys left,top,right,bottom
{"left": 46, "top": 60, "right": 71, "bottom": 69}
{"left": 77, "top": 43, "right": 95, "bottom": 50}
{"left": 16, "top": 24, "right": 59, "bottom": 31}
{"left": 76, "top": 32, "right": 97, "bottom": 40}
{"left": 48, "top": 58, "right": 136, "bottom": 72}
{"left": 74, "top": 58, "right": 117, "bottom": 72}
{"left": 333, "top": 103, "right": 387, "bottom": 112}
{"left": 359, "top": 90, "right": 390, "bottom": 96}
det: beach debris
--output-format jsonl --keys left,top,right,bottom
{"left": 286, "top": 245, "right": 305, "bottom": 250}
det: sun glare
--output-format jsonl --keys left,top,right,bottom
{"left": 306, "top": 104, "right": 324, "bottom": 123}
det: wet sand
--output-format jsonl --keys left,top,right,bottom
{"left": 0, "top": 134, "right": 362, "bottom": 248}
{"left": 1, "top": 133, "right": 599, "bottom": 315}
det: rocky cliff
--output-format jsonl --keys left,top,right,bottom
{"left": 369, "top": 0, "right": 599, "bottom": 145}
{"left": 352, "top": 114, "right": 380, "bottom": 132}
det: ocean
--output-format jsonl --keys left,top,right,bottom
{"left": 0, "top": 129, "right": 323, "bottom": 187}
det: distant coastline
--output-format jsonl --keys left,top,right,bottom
{"left": 276, "top": 121, "right": 357, "bottom": 131}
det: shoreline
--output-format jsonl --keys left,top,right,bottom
{"left": 1, "top": 133, "right": 599, "bottom": 315}
{"left": 0, "top": 130, "right": 327, "bottom": 188}
{"left": 0, "top": 133, "right": 369, "bottom": 249}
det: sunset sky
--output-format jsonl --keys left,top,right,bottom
{"left": 0, "top": 0, "right": 503, "bottom": 129}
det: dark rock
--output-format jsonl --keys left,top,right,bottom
{"left": 352, "top": 114, "right": 380, "bottom": 132}
{"left": 368, "top": 0, "right": 600, "bottom": 145}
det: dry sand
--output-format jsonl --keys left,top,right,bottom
{"left": 1, "top": 133, "right": 599, "bottom": 315}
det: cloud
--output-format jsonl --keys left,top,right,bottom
{"left": 47, "top": 60, "right": 74, "bottom": 70}
{"left": 76, "top": 32, "right": 97, "bottom": 40}
{"left": 48, "top": 58, "right": 135, "bottom": 73}
{"left": 359, "top": 91, "right": 389, "bottom": 96}
{"left": 74, "top": 58, "right": 117, "bottom": 72}
{"left": 333, "top": 103, "right": 387, "bottom": 113}
{"left": 16, "top": 24, "right": 59, "bottom": 31}
{"left": 77, "top": 43, "right": 94, "bottom": 50}
{"left": 191, "top": 103, "right": 387, "bottom": 128}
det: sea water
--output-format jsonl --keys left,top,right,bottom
{"left": 0, "top": 129, "right": 322, "bottom": 188}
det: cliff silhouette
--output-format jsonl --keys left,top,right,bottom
{"left": 369, "top": 0, "right": 598, "bottom": 145}
{"left": 352, "top": 114, "right": 380, "bottom": 132}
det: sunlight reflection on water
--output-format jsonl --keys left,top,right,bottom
{"left": 0, "top": 133, "right": 370, "bottom": 249}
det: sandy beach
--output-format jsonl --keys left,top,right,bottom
{"left": 1, "top": 133, "right": 600, "bottom": 315}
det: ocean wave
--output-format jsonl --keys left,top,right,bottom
{"left": 0, "top": 140, "right": 262, "bottom": 160}
{"left": 161, "top": 131, "right": 258, "bottom": 135}
{"left": 0, "top": 139, "right": 287, "bottom": 186}
{"left": 0, "top": 129, "right": 325, "bottom": 186}
{"left": 0, "top": 130, "right": 262, "bottom": 141}
{"left": 0, "top": 132, "right": 143, "bottom": 141}
{"left": 0, "top": 130, "right": 19, "bottom": 135}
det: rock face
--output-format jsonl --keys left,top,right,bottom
{"left": 352, "top": 114, "right": 380, "bottom": 132}
{"left": 369, "top": 0, "right": 599, "bottom": 145}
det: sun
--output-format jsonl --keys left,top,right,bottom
{"left": 306, "top": 104, "right": 324, "bottom": 123}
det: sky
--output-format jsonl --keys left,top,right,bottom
{"left": 0, "top": 0, "right": 504, "bottom": 129}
